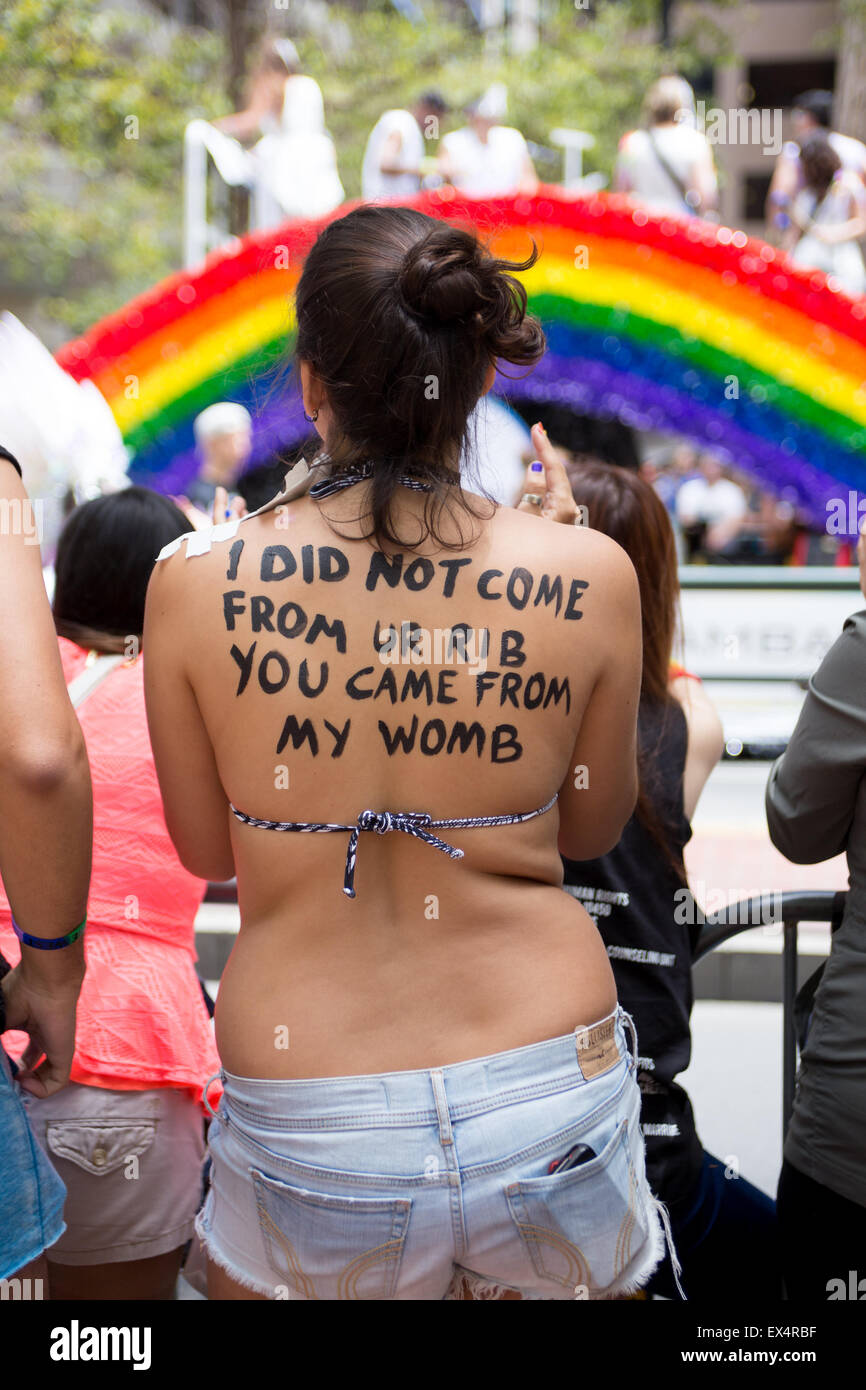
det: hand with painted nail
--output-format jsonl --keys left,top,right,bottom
{"left": 516, "top": 423, "right": 579, "bottom": 526}
{"left": 212, "top": 486, "right": 248, "bottom": 525}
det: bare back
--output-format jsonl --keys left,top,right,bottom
{"left": 145, "top": 483, "right": 641, "bottom": 1078}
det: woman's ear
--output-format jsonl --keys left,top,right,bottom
{"left": 299, "top": 360, "right": 325, "bottom": 418}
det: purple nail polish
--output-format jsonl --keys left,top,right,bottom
{"left": 530, "top": 461, "right": 543, "bottom": 473}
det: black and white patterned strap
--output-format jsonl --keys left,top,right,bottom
{"left": 229, "top": 796, "right": 558, "bottom": 899}
{"left": 308, "top": 461, "right": 435, "bottom": 500}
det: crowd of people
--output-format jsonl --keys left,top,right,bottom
{"left": 2, "top": 200, "right": 865, "bottom": 1303}
{"left": 210, "top": 39, "right": 866, "bottom": 301}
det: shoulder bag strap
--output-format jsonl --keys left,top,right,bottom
{"left": 646, "top": 128, "right": 694, "bottom": 211}
{"left": 66, "top": 653, "right": 125, "bottom": 709}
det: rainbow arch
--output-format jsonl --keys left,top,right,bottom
{"left": 56, "top": 188, "right": 866, "bottom": 526}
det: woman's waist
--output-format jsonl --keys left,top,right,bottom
{"left": 216, "top": 1004, "right": 633, "bottom": 1127}
{"left": 215, "top": 895, "right": 616, "bottom": 1077}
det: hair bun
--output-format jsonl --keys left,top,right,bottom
{"left": 397, "top": 232, "right": 483, "bottom": 328}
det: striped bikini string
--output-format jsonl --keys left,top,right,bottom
{"left": 308, "top": 462, "right": 435, "bottom": 500}
{"left": 229, "top": 796, "right": 558, "bottom": 899}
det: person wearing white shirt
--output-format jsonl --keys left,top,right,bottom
{"left": 766, "top": 89, "right": 866, "bottom": 237}
{"left": 614, "top": 76, "right": 717, "bottom": 218}
{"left": 438, "top": 84, "right": 538, "bottom": 199}
{"left": 676, "top": 453, "right": 747, "bottom": 560}
{"left": 362, "top": 92, "right": 449, "bottom": 201}
{"left": 214, "top": 39, "right": 343, "bottom": 222}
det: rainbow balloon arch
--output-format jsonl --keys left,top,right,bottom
{"left": 56, "top": 188, "right": 866, "bottom": 530}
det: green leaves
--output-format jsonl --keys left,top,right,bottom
{"left": 0, "top": 0, "right": 720, "bottom": 338}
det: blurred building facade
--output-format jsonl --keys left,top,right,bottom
{"left": 678, "top": 0, "right": 851, "bottom": 235}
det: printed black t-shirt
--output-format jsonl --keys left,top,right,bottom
{"left": 562, "top": 696, "right": 705, "bottom": 1214}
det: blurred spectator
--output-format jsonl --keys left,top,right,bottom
{"left": 766, "top": 89, "right": 866, "bottom": 238}
{"left": 184, "top": 402, "right": 253, "bottom": 515}
{"left": 767, "top": 531, "right": 866, "bottom": 1297}
{"left": 785, "top": 132, "right": 866, "bottom": 298}
{"left": 676, "top": 452, "right": 747, "bottom": 561}
{"left": 0, "top": 488, "right": 220, "bottom": 1300}
{"left": 362, "top": 92, "right": 449, "bottom": 201}
{"left": 438, "top": 84, "right": 538, "bottom": 197}
{"left": 213, "top": 38, "right": 343, "bottom": 221}
{"left": 614, "top": 76, "right": 717, "bottom": 218}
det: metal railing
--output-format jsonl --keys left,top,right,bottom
{"left": 693, "top": 890, "right": 844, "bottom": 1140}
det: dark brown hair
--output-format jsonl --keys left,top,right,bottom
{"left": 564, "top": 457, "right": 686, "bottom": 877}
{"left": 294, "top": 205, "right": 545, "bottom": 550}
{"left": 799, "top": 130, "right": 841, "bottom": 198}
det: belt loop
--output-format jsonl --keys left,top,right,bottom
{"left": 617, "top": 1006, "right": 639, "bottom": 1073}
{"left": 203, "top": 1071, "right": 223, "bottom": 1121}
{"left": 430, "top": 1069, "right": 454, "bottom": 1146}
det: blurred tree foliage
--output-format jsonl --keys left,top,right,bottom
{"left": 0, "top": 0, "right": 225, "bottom": 333}
{"left": 0, "top": 0, "right": 723, "bottom": 337}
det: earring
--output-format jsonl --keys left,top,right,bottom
{"left": 303, "top": 408, "right": 319, "bottom": 423}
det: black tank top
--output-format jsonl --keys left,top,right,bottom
{"left": 562, "top": 696, "right": 705, "bottom": 1213}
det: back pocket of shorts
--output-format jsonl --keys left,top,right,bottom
{"left": 45, "top": 1120, "right": 156, "bottom": 1177}
{"left": 505, "top": 1116, "right": 650, "bottom": 1296}
{"left": 251, "top": 1167, "right": 411, "bottom": 1301}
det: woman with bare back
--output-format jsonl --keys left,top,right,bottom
{"left": 144, "top": 205, "right": 670, "bottom": 1301}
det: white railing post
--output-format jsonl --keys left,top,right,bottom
{"left": 549, "top": 128, "right": 597, "bottom": 189}
{"left": 183, "top": 121, "right": 210, "bottom": 270}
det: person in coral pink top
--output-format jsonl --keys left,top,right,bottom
{"left": 0, "top": 487, "right": 221, "bottom": 1300}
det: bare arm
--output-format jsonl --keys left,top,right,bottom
{"left": 557, "top": 535, "right": 642, "bottom": 860}
{"left": 670, "top": 674, "right": 724, "bottom": 820}
{"left": 379, "top": 128, "right": 411, "bottom": 177}
{"left": 0, "top": 461, "right": 92, "bottom": 1096}
{"left": 765, "top": 150, "right": 799, "bottom": 230}
{"left": 143, "top": 549, "right": 235, "bottom": 882}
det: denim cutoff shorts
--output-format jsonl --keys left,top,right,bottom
{"left": 198, "top": 1006, "right": 673, "bottom": 1300}
{"left": 0, "top": 1047, "right": 66, "bottom": 1280}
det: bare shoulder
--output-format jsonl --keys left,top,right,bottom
{"left": 491, "top": 510, "right": 639, "bottom": 623}
{"left": 496, "top": 506, "right": 636, "bottom": 574}
{"left": 147, "top": 521, "right": 247, "bottom": 627}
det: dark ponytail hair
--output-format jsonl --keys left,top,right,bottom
{"left": 294, "top": 204, "right": 545, "bottom": 550}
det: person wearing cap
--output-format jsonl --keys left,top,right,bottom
{"left": 438, "top": 84, "right": 538, "bottom": 198}
{"left": 361, "top": 92, "right": 449, "bottom": 202}
{"left": 185, "top": 403, "right": 252, "bottom": 516}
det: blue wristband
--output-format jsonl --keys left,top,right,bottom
{"left": 11, "top": 915, "right": 86, "bottom": 950}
